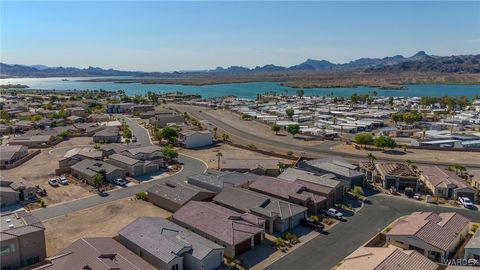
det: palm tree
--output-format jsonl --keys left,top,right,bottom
{"left": 216, "top": 152, "right": 223, "bottom": 170}
{"left": 222, "top": 133, "right": 229, "bottom": 142}
{"left": 213, "top": 127, "right": 218, "bottom": 139}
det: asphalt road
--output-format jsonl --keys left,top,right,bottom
{"left": 266, "top": 193, "right": 480, "bottom": 270}
{"left": 178, "top": 106, "right": 480, "bottom": 168}
{"left": 32, "top": 115, "right": 206, "bottom": 221}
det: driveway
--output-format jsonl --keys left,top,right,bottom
{"left": 33, "top": 116, "right": 206, "bottom": 221}
{"left": 265, "top": 193, "right": 480, "bottom": 270}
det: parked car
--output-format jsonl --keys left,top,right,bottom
{"left": 459, "top": 197, "right": 474, "bottom": 209}
{"left": 405, "top": 187, "right": 414, "bottom": 198}
{"left": 98, "top": 189, "right": 109, "bottom": 197}
{"left": 302, "top": 217, "right": 325, "bottom": 231}
{"left": 131, "top": 136, "right": 137, "bottom": 142}
{"left": 35, "top": 186, "right": 47, "bottom": 196}
{"left": 113, "top": 178, "right": 127, "bottom": 187}
{"left": 48, "top": 178, "right": 59, "bottom": 187}
{"left": 413, "top": 193, "right": 421, "bottom": 200}
{"left": 323, "top": 208, "right": 345, "bottom": 220}
{"left": 59, "top": 175, "right": 69, "bottom": 185}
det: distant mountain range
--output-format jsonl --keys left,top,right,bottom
{"left": 1, "top": 51, "right": 479, "bottom": 78}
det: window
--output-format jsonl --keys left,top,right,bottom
{"left": 2, "top": 266, "right": 12, "bottom": 270}
{"left": 171, "top": 264, "right": 179, "bottom": 270}
{"left": 0, "top": 244, "right": 15, "bottom": 255}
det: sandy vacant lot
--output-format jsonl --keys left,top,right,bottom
{"left": 44, "top": 197, "right": 171, "bottom": 256}
{"left": 2, "top": 137, "right": 94, "bottom": 205}
{"left": 332, "top": 144, "right": 480, "bottom": 166}
{"left": 180, "top": 143, "right": 293, "bottom": 169}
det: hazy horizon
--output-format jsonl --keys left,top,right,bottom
{"left": 2, "top": 1, "right": 479, "bottom": 72}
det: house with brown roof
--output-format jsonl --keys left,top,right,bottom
{"left": 32, "top": 237, "right": 156, "bottom": 270}
{"left": 70, "top": 159, "right": 126, "bottom": 185}
{"left": 278, "top": 168, "right": 344, "bottom": 206}
{"left": 374, "top": 162, "right": 419, "bottom": 191}
{"left": 9, "top": 135, "right": 55, "bottom": 148}
{"left": 336, "top": 246, "right": 440, "bottom": 270}
{"left": 248, "top": 175, "right": 329, "bottom": 213}
{"left": 0, "top": 211, "right": 47, "bottom": 269}
{"left": 93, "top": 127, "right": 121, "bottom": 143}
{"left": 213, "top": 187, "right": 307, "bottom": 233}
{"left": 118, "top": 217, "right": 224, "bottom": 270}
{"left": 172, "top": 201, "right": 265, "bottom": 257}
{"left": 385, "top": 211, "right": 470, "bottom": 262}
{"left": 147, "top": 180, "right": 215, "bottom": 212}
{"left": 419, "top": 166, "right": 477, "bottom": 202}
{"left": 298, "top": 156, "right": 365, "bottom": 189}
{"left": 105, "top": 153, "right": 159, "bottom": 177}
{"left": 221, "top": 159, "right": 281, "bottom": 176}
{"left": 57, "top": 147, "right": 103, "bottom": 173}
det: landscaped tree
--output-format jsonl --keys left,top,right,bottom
{"left": 159, "top": 126, "right": 178, "bottom": 143}
{"left": 285, "top": 108, "right": 295, "bottom": 119}
{"left": 0, "top": 110, "right": 9, "bottom": 121}
{"left": 352, "top": 186, "right": 364, "bottom": 197}
{"left": 92, "top": 174, "right": 104, "bottom": 189}
{"left": 222, "top": 133, "right": 229, "bottom": 141}
{"left": 390, "top": 113, "right": 403, "bottom": 126}
{"left": 216, "top": 152, "right": 223, "bottom": 170}
{"left": 287, "top": 124, "right": 300, "bottom": 137}
{"left": 162, "top": 144, "right": 178, "bottom": 162}
{"left": 374, "top": 135, "right": 397, "bottom": 150}
{"left": 271, "top": 123, "right": 281, "bottom": 135}
{"left": 213, "top": 127, "right": 218, "bottom": 139}
{"left": 353, "top": 132, "right": 374, "bottom": 148}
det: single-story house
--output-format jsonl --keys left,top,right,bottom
{"left": 374, "top": 162, "right": 419, "bottom": 191}
{"left": 128, "top": 104, "right": 154, "bottom": 114}
{"left": 187, "top": 169, "right": 259, "bottom": 193}
{"left": 106, "top": 103, "right": 135, "bottom": 114}
{"left": 179, "top": 130, "right": 213, "bottom": 149}
{"left": 105, "top": 153, "right": 158, "bottom": 177}
{"left": 0, "top": 145, "right": 28, "bottom": 168}
{"left": 419, "top": 165, "right": 477, "bottom": 202}
{"left": 278, "top": 168, "right": 344, "bottom": 207}
{"left": 385, "top": 211, "right": 470, "bottom": 262}
{"left": 118, "top": 217, "right": 224, "bottom": 270}
{"left": 147, "top": 180, "right": 215, "bottom": 212}
{"left": 123, "top": 145, "right": 165, "bottom": 166}
{"left": 336, "top": 246, "right": 440, "bottom": 270}
{"left": 149, "top": 114, "right": 185, "bottom": 128}
{"left": 71, "top": 159, "right": 126, "bottom": 184}
{"left": 298, "top": 156, "right": 365, "bottom": 189}
{"left": 68, "top": 107, "right": 88, "bottom": 118}
{"left": 172, "top": 201, "right": 265, "bottom": 257}
{"left": 93, "top": 127, "right": 121, "bottom": 143}
{"left": 8, "top": 135, "right": 55, "bottom": 148}
{"left": 248, "top": 176, "right": 328, "bottom": 213}
{"left": 221, "top": 159, "right": 281, "bottom": 176}
{"left": 35, "top": 237, "right": 156, "bottom": 270}
{"left": 213, "top": 187, "right": 307, "bottom": 233}
{"left": 58, "top": 147, "right": 103, "bottom": 170}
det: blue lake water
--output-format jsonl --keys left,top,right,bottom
{"left": 1, "top": 77, "right": 479, "bottom": 99}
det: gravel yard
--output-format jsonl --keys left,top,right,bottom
{"left": 1, "top": 137, "right": 95, "bottom": 205}
{"left": 43, "top": 197, "right": 171, "bottom": 256}
{"left": 179, "top": 143, "right": 293, "bottom": 169}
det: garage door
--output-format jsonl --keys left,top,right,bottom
{"left": 254, "top": 233, "right": 262, "bottom": 245}
{"left": 235, "top": 239, "right": 252, "bottom": 256}
{"left": 457, "top": 192, "right": 475, "bottom": 201}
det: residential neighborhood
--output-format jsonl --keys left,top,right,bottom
{"left": 0, "top": 89, "right": 479, "bottom": 270}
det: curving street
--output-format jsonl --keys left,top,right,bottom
{"left": 32, "top": 115, "right": 207, "bottom": 221}
{"left": 176, "top": 105, "right": 480, "bottom": 168}
{"left": 266, "top": 193, "right": 480, "bottom": 270}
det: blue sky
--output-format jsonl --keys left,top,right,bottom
{"left": 1, "top": 1, "right": 479, "bottom": 71}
